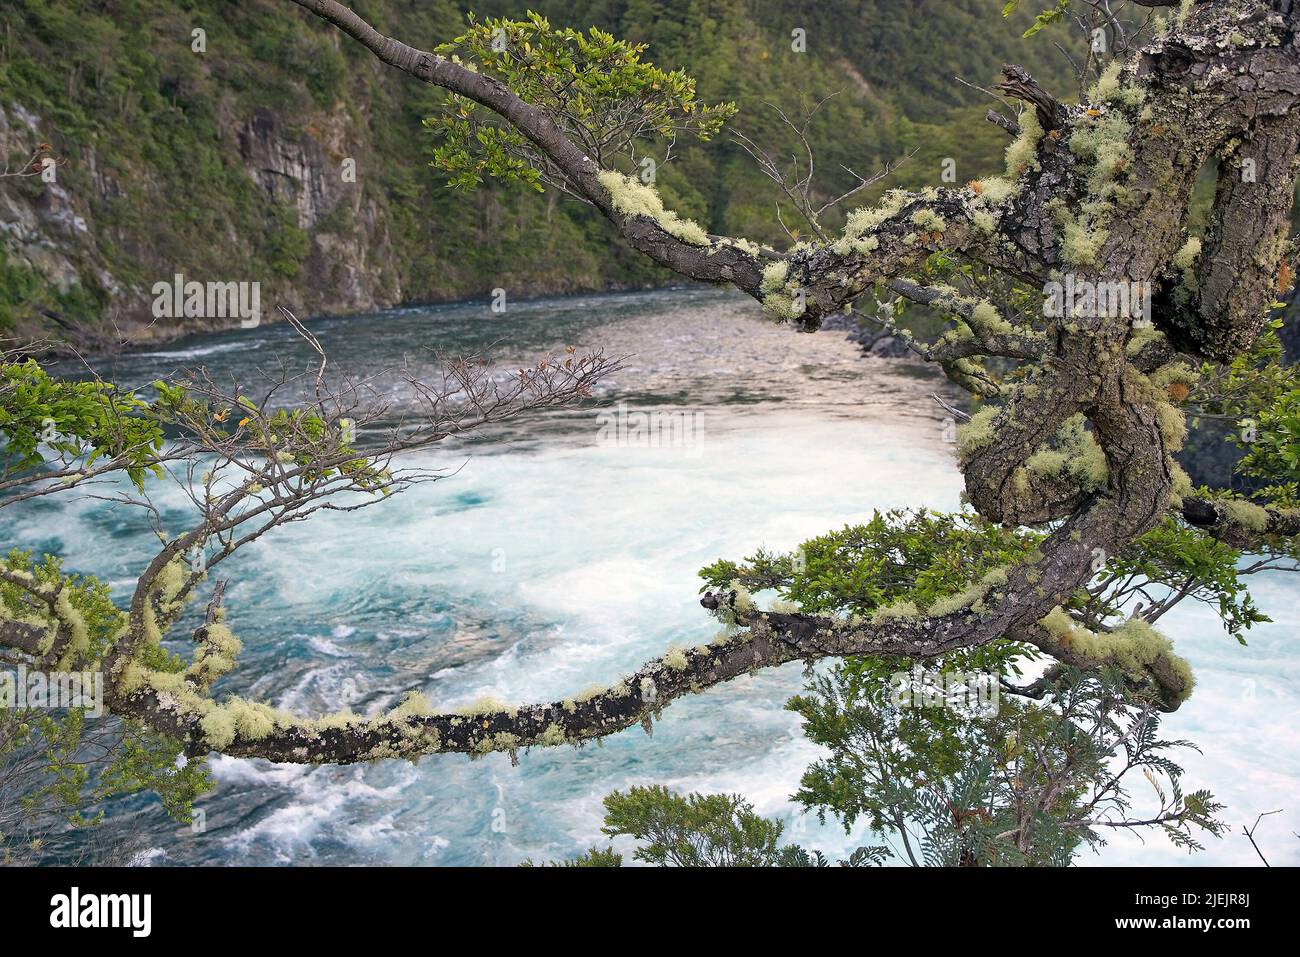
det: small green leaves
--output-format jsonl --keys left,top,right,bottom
{"left": 698, "top": 508, "right": 1040, "bottom": 618}
{"left": 0, "top": 361, "right": 162, "bottom": 493}
{"left": 1105, "top": 519, "right": 1269, "bottom": 644}
{"left": 1020, "top": 1, "right": 1071, "bottom": 38}
{"left": 425, "top": 12, "right": 735, "bottom": 190}
{"left": 1193, "top": 328, "right": 1300, "bottom": 507}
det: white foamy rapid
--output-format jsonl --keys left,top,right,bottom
{"left": 10, "top": 287, "right": 1299, "bottom": 866}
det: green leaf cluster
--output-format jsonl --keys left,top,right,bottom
{"left": 426, "top": 11, "right": 735, "bottom": 190}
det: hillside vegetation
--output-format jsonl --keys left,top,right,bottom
{"left": 0, "top": 0, "right": 1078, "bottom": 344}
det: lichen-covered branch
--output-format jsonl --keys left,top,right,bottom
{"left": 2, "top": 0, "right": 1296, "bottom": 768}
{"left": 104, "top": 576, "right": 1192, "bottom": 765}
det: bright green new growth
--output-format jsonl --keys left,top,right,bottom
{"left": 698, "top": 509, "right": 1039, "bottom": 624}
{"left": 0, "top": 359, "right": 165, "bottom": 492}
{"left": 597, "top": 785, "right": 792, "bottom": 867}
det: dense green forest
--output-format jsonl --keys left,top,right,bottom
{"left": 0, "top": 0, "right": 1081, "bottom": 344}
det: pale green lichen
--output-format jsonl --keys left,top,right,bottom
{"left": 710, "top": 581, "right": 759, "bottom": 626}
{"left": 1173, "top": 236, "right": 1202, "bottom": 288}
{"left": 229, "top": 698, "right": 279, "bottom": 740}
{"left": 1004, "top": 110, "right": 1044, "bottom": 179}
{"left": 1220, "top": 499, "right": 1270, "bottom": 532}
{"left": 910, "top": 208, "right": 946, "bottom": 232}
{"left": 1058, "top": 109, "right": 1135, "bottom": 267}
{"left": 708, "top": 625, "right": 739, "bottom": 647}
{"left": 308, "top": 707, "right": 363, "bottom": 733}
{"left": 1155, "top": 401, "right": 1187, "bottom": 450}
{"left": 762, "top": 292, "right": 801, "bottom": 320}
{"left": 50, "top": 589, "right": 91, "bottom": 669}
{"left": 575, "top": 682, "right": 615, "bottom": 703}
{"left": 1126, "top": 324, "right": 1164, "bottom": 357}
{"left": 1168, "top": 463, "right": 1193, "bottom": 507}
{"left": 831, "top": 233, "right": 879, "bottom": 257}
{"left": 760, "top": 259, "right": 789, "bottom": 295}
{"left": 1038, "top": 606, "right": 1193, "bottom": 705}
{"left": 597, "top": 169, "right": 709, "bottom": 246}
{"left": 927, "top": 567, "right": 1009, "bottom": 618}
{"left": 978, "top": 177, "right": 1017, "bottom": 205}
{"left": 831, "top": 190, "right": 910, "bottom": 256}
{"left": 387, "top": 690, "right": 435, "bottom": 720}
{"left": 1087, "top": 61, "right": 1123, "bottom": 105}
{"left": 956, "top": 405, "right": 999, "bottom": 463}
{"left": 970, "top": 300, "right": 1013, "bottom": 336}
{"left": 1024, "top": 414, "right": 1108, "bottom": 488}
{"left": 767, "top": 598, "right": 802, "bottom": 614}
{"left": 870, "top": 600, "right": 919, "bottom": 625}
{"left": 538, "top": 723, "right": 567, "bottom": 747}
{"left": 1116, "top": 85, "right": 1147, "bottom": 109}
{"left": 114, "top": 563, "right": 483, "bottom": 760}
{"left": 186, "top": 620, "right": 243, "bottom": 683}
{"left": 714, "top": 236, "right": 760, "bottom": 256}
{"left": 662, "top": 646, "right": 689, "bottom": 670}
{"left": 454, "top": 695, "right": 518, "bottom": 717}
{"left": 732, "top": 583, "right": 757, "bottom": 615}
{"left": 1151, "top": 359, "right": 1199, "bottom": 392}
{"left": 200, "top": 708, "right": 238, "bottom": 750}
{"left": 1061, "top": 221, "right": 1108, "bottom": 267}
{"left": 758, "top": 259, "right": 806, "bottom": 319}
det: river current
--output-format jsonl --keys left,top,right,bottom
{"left": 9, "top": 287, "right": 1297, "bottom": 865}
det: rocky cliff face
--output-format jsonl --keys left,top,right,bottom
{"left": 1, "top": 104, "right": 95, "bottom": 305}
{"left": 1, "top": 95, "right": 405, "bottom": 348}
{"left": 236, "top": 105, "right": 401, "bottom": 315}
